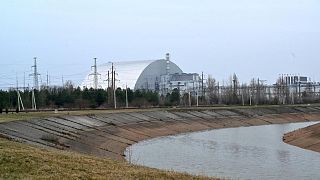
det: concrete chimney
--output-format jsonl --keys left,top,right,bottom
{"left": 166, "top": 53, "right": 170, "bottom": 76}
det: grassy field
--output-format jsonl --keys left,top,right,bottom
{"left": 0, "top": 138, "right": 215, "bottom": 180}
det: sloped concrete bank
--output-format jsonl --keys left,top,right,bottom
{"left": 283, "top": 122, "right": 320, "bottom": 153}
{"left": 1, "top": 106, "right": 320, "bottom": 160}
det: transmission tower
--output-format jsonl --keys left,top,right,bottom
{"left": 30, "top": 57, "right": 40, "bottom": 90}
{"left": 29, "top": 57, "right": 39, "bottom": 110}
{"left": 89, "top": 58, "right": 100, "bottom": 89}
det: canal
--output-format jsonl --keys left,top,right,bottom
{"left": 125, "top": 122, "right": 320, "bottom": 180}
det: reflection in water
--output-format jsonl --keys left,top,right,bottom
{"left": 277, "top": 150, "right": 290, "bottom": 164}
{"left": 125, "top": 122, "right": 320, "bottom": 180}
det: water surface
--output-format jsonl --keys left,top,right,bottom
{"left": 125, "top": 122, "right": 320, "bottom": 180}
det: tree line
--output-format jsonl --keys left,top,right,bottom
{"left": 0, "top": 85, "right": 181, "bottom": 111}
{"left": 1, "top": 75, "right": 320, "bottom": 112}
{"left": 203, "top": 74, "right": 320, "bottom": 106}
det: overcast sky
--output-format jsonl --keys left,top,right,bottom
{"left": 0, "top": 0, "right": 319, "bottom": 88}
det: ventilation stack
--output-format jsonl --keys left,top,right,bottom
{"left": 166, "top": 53, "right": 170, "bottom": 76}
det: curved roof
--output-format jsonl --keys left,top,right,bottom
{"left": 134, "top": 59, "right": 183, "bottom": 90}
{"left": 80, "top": 59, "right": 183, "bottom": 90}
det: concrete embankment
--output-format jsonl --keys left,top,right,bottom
{"left": 283, "top": 122, "right": 320, "bottom": 153}
{"left": 1, "top": 106, "right": 320, "bottom": 160}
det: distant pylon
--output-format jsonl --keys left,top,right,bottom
{"left": 89, "top": 58, "right": 100, "bottom": 89}
{"left": 30, "top": 57, "right": 40, "bottom": 90}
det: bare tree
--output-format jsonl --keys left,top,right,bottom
{"left": 207, "top": 75, "right": 218, "bottom": 104}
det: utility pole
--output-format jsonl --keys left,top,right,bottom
{"left": 113, "top": 70, "right": 117, "bottom": 109}
{"left": 217, "top": 82, "right": 221, "bottom": 104}
{"left": 241, "top": 85, "right": 244, "bottom": 106}
{"left": 46, "top": 71, "right": 49, "bottom": 89}
{"left": 62, "top": 75, "right": 64, "bottom": 88}
{"left": 16, "top": 76, "right": 24, "bottom": 111}
{"left": 105, "top": 70, "right": 111, "bottom": 105}
{"left": 202, "top": 72, "right": 204, "bottom": 98}
{"left": 32, "top": 90, "right": 37, "bottom": 110}
{"left": 283, "top": 75, "right": 286, "bottom": 104}
{"left": 89, "top": 58, "right": 100, "bottom": 89}
{"left": 16, "top": 74, "right": 18, "bottom": 109}
{"left": 196, "top": 89, "right": 199, "bottom": 107}
{"left": 188, "top": 91, "right": 191, "bottom": 107}
{"left": 112, "top": 63, "right": 114, "bottom": 90}
{"left": 107, "top": 70, "right": 110, "bottom": 89}
{"left": 250, "top": 91, "right": 252, "bottom": 106}
{"left": 23, "top": 72, "right": 26, "bottom": 92}
{"left": 299, "top": 82, "right": 301, "bottom": 103}
{"left": 125, "top": 83, "right": 128, "bottom": 108}
{"left": 111, "top": 63, "right": 114, "bottom": 105}
{"left": 257, "top": 78, "right": 260, "bottom": 105}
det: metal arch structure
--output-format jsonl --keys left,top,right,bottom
{"left": 80, "top": 59, "right": 183, "bottom": 91}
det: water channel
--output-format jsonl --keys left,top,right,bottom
{"left": 125, "top": 122, "right": 320, "bottom": 180}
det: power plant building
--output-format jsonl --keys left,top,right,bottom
{"left": 82, "top": 54, "right": 202, "bottom": 92}
{"left": 81, "top": 54, "right": 203, "bottom": 95}
{"left": 159, "top": 73, "right": 202, "bottom": 95}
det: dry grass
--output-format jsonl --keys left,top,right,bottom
{"left": 0, "top": 108, "right": 160, "bottom": 123}
{"left": 0, "top": 108, "right": 216, "bottom": 179}
{"left": 0, "top": 138, "right": 216, "bottom": 180}
{"left": 1, "top": 104, "right": 319, "bottom": 123}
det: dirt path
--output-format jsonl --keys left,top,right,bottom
{"left": 1, "top": 106, "right": 320, "bottom": 160}
{"left": 283, "top": 122, "right": 320, "bottom": 153}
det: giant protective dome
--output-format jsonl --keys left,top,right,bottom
{"left": 80, "top": 59, "right": 183, "bottom": 90}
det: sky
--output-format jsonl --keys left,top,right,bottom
{"left": 0, "top": 0, "right": 319, "bottom": 88}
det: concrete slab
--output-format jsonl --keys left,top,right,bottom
{"left": 214, "top": 109, "right": 239, "bottom": 117}
{"left": 187, "top": 111, "right": 213, "bottom": 119}
{"left": 201, "top": 110, "right": 224, "bottom": 118}
{"left": 127, "top": 112, "right": 157, "bottom": 122}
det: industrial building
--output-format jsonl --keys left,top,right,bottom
{"left": 81, "top": 54, "right": 202, "bottom": 94}
{"left": 274, "top": 74, "right": 320, "bottom": 101}
{"left": 279, "top": 74, "right": 309, "bottom": 85}
{"left": 159, "top": 73, "right": 202, "bottom": 95}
